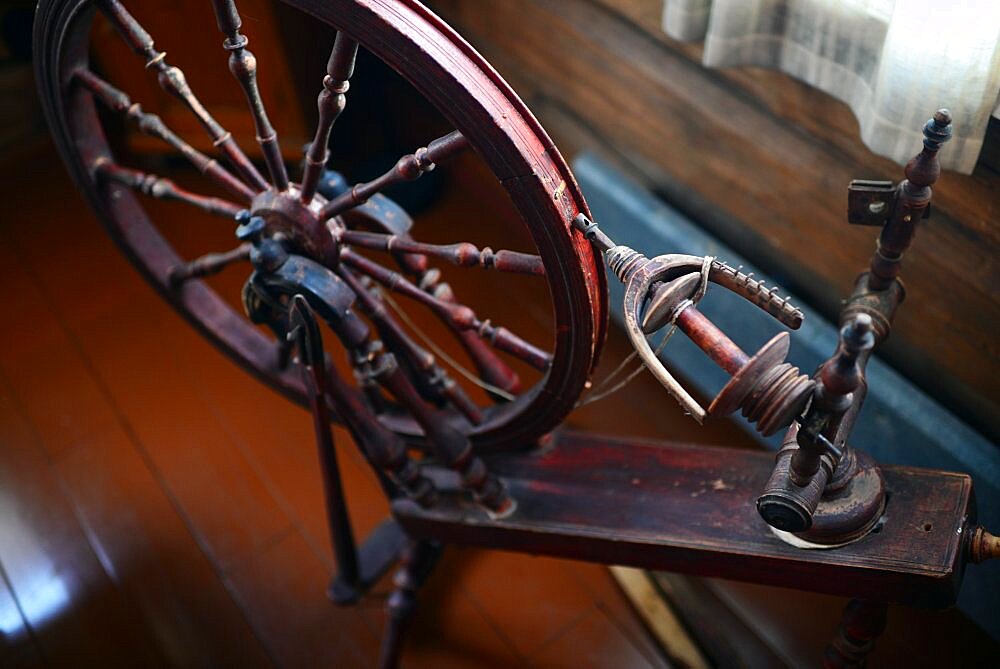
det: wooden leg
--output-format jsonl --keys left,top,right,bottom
{"left": 823, "top": 599, "right": 888, "bottom": 668}
{"left": 329, "top": 518, "right": 408, "bottom": 605}
{"left": 378, "top": 540, "right": 442, "bottom": 669}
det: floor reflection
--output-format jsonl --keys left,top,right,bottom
{"left": 0, "top": 494, "right": 70, "bottom": 636}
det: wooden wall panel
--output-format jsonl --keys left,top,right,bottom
{"left": 428, "top": 0, "right": 1000, "bottom": 442}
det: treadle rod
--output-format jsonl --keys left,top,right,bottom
{"left": 392, "top": 430, "right": 974, "bottom": 609}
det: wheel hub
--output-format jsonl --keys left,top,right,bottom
{"left": 250, "top": 186, "right": 342, "bottom": 265}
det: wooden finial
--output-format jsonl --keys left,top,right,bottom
{"left": 904, "top": 109, "right": 953, "bottom": 188}
{"left": 866, "top": 111, "right": 953, "bottom": 290}
{"left": 925, "top": 109, "right": 953, "bottom": 150}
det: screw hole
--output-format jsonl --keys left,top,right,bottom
{"left": 868, "top": 201, "right": 886, "bottom": 214}
{"left": 922, "top": 523, "right": 933, "bottom": 532}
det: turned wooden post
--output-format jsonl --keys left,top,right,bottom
{"left": 866, "top": 110, "right": 951, "bottom": 290}
{"left": 823, "top": 599, "right": 888, "bottom": 668}
{"left": 378, "top": 540, "right": 442, "bottom": 669}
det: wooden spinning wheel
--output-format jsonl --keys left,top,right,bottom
{"left": 34, "top": 1, "right": 999, "bottom": 667}
{"left": 34, "top": 0, "right": 608, "bottom": 456}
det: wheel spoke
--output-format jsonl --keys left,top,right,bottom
{"left": 326, "top": 188, "right": 522, "bottom": 393}
{"left": 209, "top": 0, "right": 290, "bottom": 191}
{"left": 300, "top": 34, "right": 359, "bottom": 204}
{"left": 337, "top": 266, "right": 484, "bottom": 424}
{"left": 73, "top": 68, "right": 256, "bottom": 203}
{"left": 319, "top": 131, "right": 469, "bottom": 221}
{"left": 418, "top": 271, "right": 522, "bottom": 396}
{"left": 168, "top": 243, "right": 251, "bottom": 285}
{"left": 94, "top": 158, "right": 243, "bottom": 219}
{"left": 96, "top": 0, "right": 269, "bottom": 191}
{"left": 341, "top": 249, "right": 552, "bottom": 371}
{"left": 339, "top": 230, "right": 545, "bottom": 276}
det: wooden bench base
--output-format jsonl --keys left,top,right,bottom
{"left": 393, "top": 430, "right": 974, "bottom": 609}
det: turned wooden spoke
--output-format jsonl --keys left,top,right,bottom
{"left": 300, "top": 272, "right": 506, "bottom": 511}
{"left": 74, "top": 68, "right": 255, "bottom": 203}
{"left": 339, "top": 229, "right": 545, "bottom": 276}
{"left": 96, "top": 0, "right": 269, "bottom": 191}
{"left": 341, "top": 249, "right": 552, "bottom": 371}
{"left": 168, "top": 243, "right": 251, "bottom": 285}
{"left": 420, "top": 270, "right": 522, "bottom": 396}
{"left": 356, "top": 228, "right": 523, "bottom": 395}
{"left": 337, "top": 266, "right": 484, "bottom": 424}
{"left": 95, "top": 159, "right": 243, "bottom": 219}
{"left": 300, "top": 33, "right": 359, "bottom": 204}
{"left": 320, "top": 131, "right": 469, "bottom": 221}
{"left": 209, "top": 0, "right": 290, "bottom": 191}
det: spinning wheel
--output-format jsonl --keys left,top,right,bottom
{"left": 34, "top": 0, "right": 608, "bottom": 457}
{"left": 34, "top": 1, "right": 999, "bottom": 666}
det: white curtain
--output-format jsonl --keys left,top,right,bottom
{"left": 662, "top": 0, "right": 1000, "bottom": 174}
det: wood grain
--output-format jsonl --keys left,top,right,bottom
{"left": 54, "top": 424, "right": 275, "bottom": 668}
{"left": 0, "top": 381, "right": 164, "bottom": 667}
{"left": 394, "top": 430, "right": 973, "bottom": 609}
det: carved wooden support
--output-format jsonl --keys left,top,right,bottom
{"left": 822, "top": 599, "right": 888, "bottom": 669}
{"left": 864, "top": 111, "right": 951, "bottom": 290}
{"left": 247, "top": 249, "right": 510, "bottom": 514}
{"left": 369, "top": 351, "right": 512, "bottom": 515}
{"left": 238, "top": 232, "right": 438, "bottom": 508}
{"left": 758, "top": 111, "right": 953, "bottom": 543}
{"left": 378, "top": 540, "right": 443, "bottom": 669}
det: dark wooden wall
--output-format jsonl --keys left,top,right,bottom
{"left": 427, "top": 0, "right": 1000, "bottom": 443}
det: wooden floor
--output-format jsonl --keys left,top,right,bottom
{"left": 1, "top": 139, "right": 763, "bottom": 668}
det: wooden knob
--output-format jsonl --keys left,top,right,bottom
{"left": 968, "top": 526, "right": 1000, "bottom": 564}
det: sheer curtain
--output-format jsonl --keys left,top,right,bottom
{"left": 662, "top": 0, "right": 1000, "bottom": 174}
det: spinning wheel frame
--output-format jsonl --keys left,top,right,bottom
{"left": 34, "top": 0, "right": 609, "bottom": 452}
{"left": 31, "top": 4, "right": 1000, "bottom": 665}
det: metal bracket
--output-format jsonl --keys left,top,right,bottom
{"left": 847, "top": 179, "right": 931, "bottom": 226}
{"left": 847, "top": 180, "right": 896, "bottom": 226}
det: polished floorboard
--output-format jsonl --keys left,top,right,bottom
{"left": 2, "top": 140, "right": 757, "bottom": 668}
